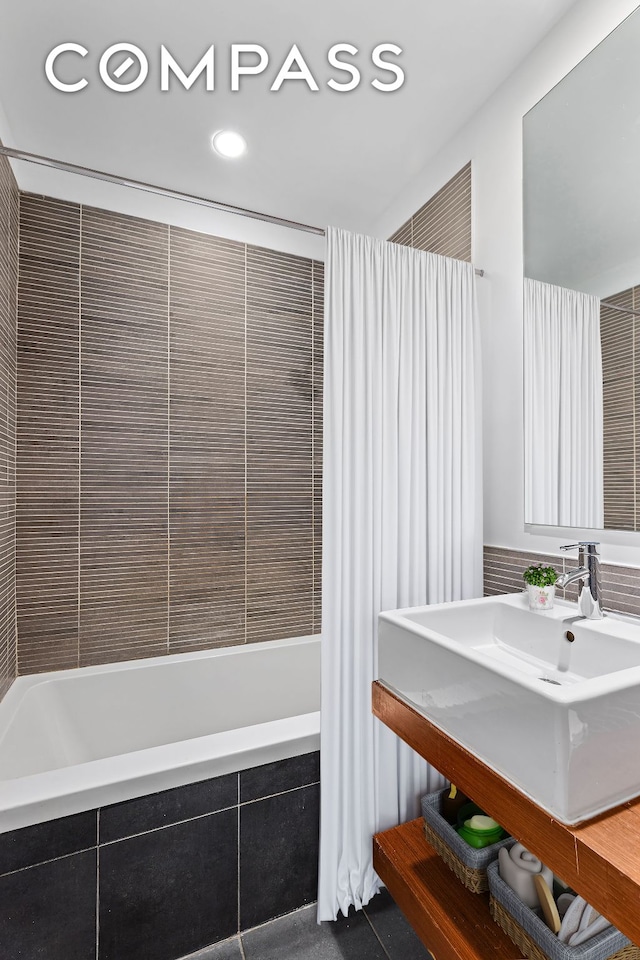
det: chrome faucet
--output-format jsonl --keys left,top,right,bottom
{"left": 557, "top": 542, "right": 604, "bottom": 620}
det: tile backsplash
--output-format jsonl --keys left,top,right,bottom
{"left": 0, "top": 151, "right": 17, "bottom": 697}
{"left": 17, "top": 195, "right": 323, "bottom": 673}
{"left": 484, "top": 545, "right": 640, "bottom": 617}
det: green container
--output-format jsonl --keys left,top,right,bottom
{"left": 456, "top": 802, "right": 506, "bottom": 848}
{"left": 457, "top": 822, "right": 505, "bottom": 848}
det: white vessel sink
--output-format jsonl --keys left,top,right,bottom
{"left": 378, "top": 592, "right": 640, "bottom": 824}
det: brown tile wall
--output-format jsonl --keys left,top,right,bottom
{"left": 168, "top": 229, "right": 245, "bottom": 651}
{"left": 0, "top": 152, "right": 17, "bottom": 697}
{"left": 601, "top": 289, "right": 637, "bottom": 531}
{"left": 17, "top": 197, "right": 79, "bottom": 672}
{"left": 17, "top": 195, "right": 322, "bottom": 673}
{"left": 80, "top": 209, "right": 169, "bottom": 666}
{"left": 246, "top": 247, "right": 314, "bottom": 642}
{"left": 484, "top": 545, "right": 640, "bottom": 617}
{"left": 389, "top": 163, "right": 472, "bottom": 261}
{"left": 312, "top": 261, "right": 323, "bottom": 632}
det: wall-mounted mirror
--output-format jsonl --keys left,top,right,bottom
{"left": 523, "top": 5, "right": 640, "bottom": 531}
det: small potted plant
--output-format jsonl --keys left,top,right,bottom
{"left": 522, "top": 564, "right": 558, "bottom": 610}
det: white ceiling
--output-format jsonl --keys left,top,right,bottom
{"left": 0, "top": 0, "right": 579, "bottom": 235}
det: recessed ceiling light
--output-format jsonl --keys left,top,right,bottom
{"left": 211, "top": 130, "right": 247, "bottom": 159}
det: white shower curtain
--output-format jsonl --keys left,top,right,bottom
{"left": 524, "top": 278, "right": 603, "bottom": 528}
{"left": 317, "top": 227, "right": 483, "bottom": 921}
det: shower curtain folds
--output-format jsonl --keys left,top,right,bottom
{"left": 318, "top": 227, "right": 482, "bottom": 921}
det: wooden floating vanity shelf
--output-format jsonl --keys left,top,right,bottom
{"left": 372, "top": 681, "right": 640, "bottom": 959}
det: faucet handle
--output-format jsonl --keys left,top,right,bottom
{"left": 560, "top": 543, "right": 581, "bottom": 552}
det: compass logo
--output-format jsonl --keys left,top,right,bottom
{"left": 44, "top": 42, "right": 405, "bottom": 94}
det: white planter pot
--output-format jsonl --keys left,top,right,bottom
{"left": 526, "top": 583, "right": 555, "bottom": 611}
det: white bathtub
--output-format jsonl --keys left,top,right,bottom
{"left": 0, "top": 635, "right": 320, "bottom": 833}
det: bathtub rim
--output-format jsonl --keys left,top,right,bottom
{"left": 0, "top": 635, "right": 320, "bottom": 834}
{"left": 1, "top": 633, "right": 320, "bottom": 710}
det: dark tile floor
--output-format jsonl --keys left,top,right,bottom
{"left": 183, "top": 889, "right": 433, "bottom": 960}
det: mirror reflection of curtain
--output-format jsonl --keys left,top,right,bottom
{"left": 524, "top": 278, "right": 604, "bottom": 527}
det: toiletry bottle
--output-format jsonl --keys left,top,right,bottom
{"left": 441, "top": 784, "right": 469, "bottom": 824}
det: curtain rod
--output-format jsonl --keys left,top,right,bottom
{"left": 0, "top": 145, "right": 325, "bottom": 236}
{"left": 0, "top": 145, "right": 485, "bottom": 275}
{"left": 601, "top": 299, "right": 640, "bottom": 319}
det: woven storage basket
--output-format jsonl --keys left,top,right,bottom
{"left": 487, "top": 860, "right": 639, "bottom": 960}
{"left": 421, "top": 788, "right": 511, "bottom": 894}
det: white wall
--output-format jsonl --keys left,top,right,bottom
{"left": 370, "top": 0, "right": 640, "bottom": 570}
{"left": 0, "top": 88, "right": 15, "bottom": 151}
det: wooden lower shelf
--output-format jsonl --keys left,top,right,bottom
{"left": 374, "top": 818, "right": 520, "bottom": 960}
{"left": 373, "top": 681, "right": 640, "bottom": 948}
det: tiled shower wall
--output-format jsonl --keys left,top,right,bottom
{"left": 0, "top": 152, "right": 17, "bottom": 698}
{"left": 17, "top": 194, "right": 323, "bottom": 673}
{"left": 389, "top": 162, "right": 472, "bottom": 261}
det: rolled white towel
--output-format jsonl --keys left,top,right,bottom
{"left": 510, "top": 843, "right": 547, "bottom": 873}
{"left": 498, "top": 844, "right": 554, "bottom": 908}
